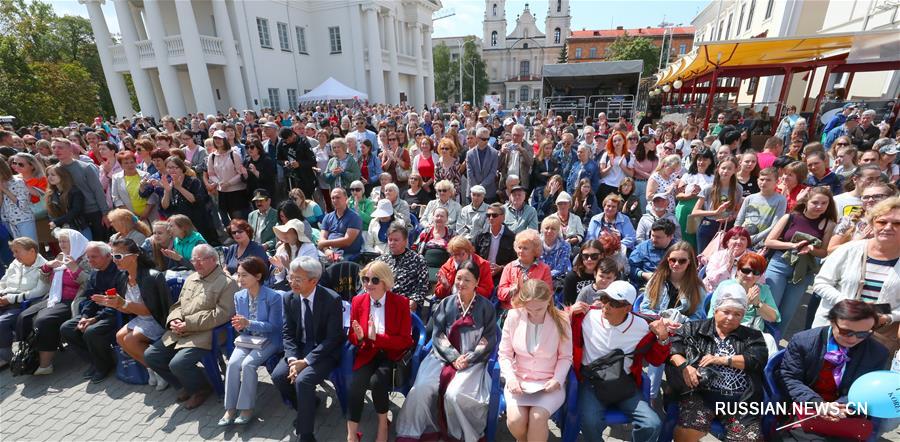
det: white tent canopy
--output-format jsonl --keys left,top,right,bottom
{"left": 297, "top": 77, "right": 368, "bottom": 103}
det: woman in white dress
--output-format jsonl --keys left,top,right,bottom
{"left": 396, "top": 260, "right": 497, "bottom": 442}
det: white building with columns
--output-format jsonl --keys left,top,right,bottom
{"left": 81, "top": 0, "right": 441, "bottom": 119}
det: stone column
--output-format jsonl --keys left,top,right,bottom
{"left": 413, "top": 23, "right": 425, "bottom": 110}
{"left": 211, "top": 0, "right": 247, "bottom": 109}
{"left": 384, "top": 12, "right": 400, "bottom": 104}
{"left": 80, "top": 0, "right": 134, "bottom": 118}
{"left": 143, "top": 0, "right": 186, "bottom": 117}
{"left": 113, "top": 0, "right": 159, "bottom": 117}
{"left": 364, "top": 5, "right": 386, "bottom": 104}
{"left": 174, "top": 0, "right": 216, "bottom": 113}
{"left": 422, "top": 25, "right": 435, "bottom": 107}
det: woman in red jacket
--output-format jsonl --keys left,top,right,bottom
{"left": 434, "top": 237, "right": 494, "bottom": 300}
{"left": 347, "top": 261, "right": 414, "bottom": 442}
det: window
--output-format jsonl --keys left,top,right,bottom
{"left": 738, "top": 4, "right": 745, "bottom": 35}
{"left": 575, "top": 47, "right": 582, "bottom": 59}
{"left": 557, "top": 0, "right": 562, "bottom": 12}
{"left": 764, "top": 0, "right": 774, "bottom": 19}
{"left": 268, "top": 88, "right": 280, "bottom": 110}
{"left": 679, "top": 43, "right": 686, "bottom": 54}
{"left": 747, "top": 0, "right": 755, "bottom": 30}
{"left": 287, "top": 89, "right": 297, "bottom": 110}
{"left": 725, "top": 14, "right": 732, "bottom": 39}
{"left": 296, "top": 26, "right": 307, "bottom": 54}
{"left": 717, "top": 20, "right": 724, "bottom": 40}
{"left": 451, "top": 53, "right": 458, "bottom": 61}
{"left": 256, "top": 17, "right": 272, "bottom": 48}
{"left": 589, "top": 47, "right": 597, "bottom": 58}
{"left": 277, "top": 22, "right": 290, "bottom": 51}
{"left": 493, "top": 3, "right": 497, "bottom": 16}
{"left": 491, "top": 31, "right": 497, "bottom": 46}
{"left": 519, "top": 60, "right": 530, "bottom": 76}
{"left": 328, "top": 26, "right": 342, "bottom": 53}
{"left": 519, "top": 86, "right": 529, "bottom": 102}
{"left": 508, "top": 90, "right": 516, "bottom": 103}
{"left": 554, "top": 27, "right": 561, "bottom": 44}
{"left": 523, "top": 43, "right": 528, "bottom": 49}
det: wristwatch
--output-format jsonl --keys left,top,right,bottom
{"left": 657, "top": 335, "right": 670, "bottom": 345}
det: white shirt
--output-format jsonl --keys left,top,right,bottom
{"left": 369, "top": 295, "right": 386, "bottom": 334}
{"left": 582, "top": 311, "right": 649, "bottom": 370}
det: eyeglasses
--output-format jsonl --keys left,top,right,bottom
{"left": 350, "top": 188, "right": 364, "bottom": 192}
{"left": 437, "top": 189, "right": 450, "bottom": 193}
{"left": 229, "top": 229, "right": 246, "bottom": 236}
{"left": 739, "top": 267, "right": 762, "bottom": 276}
{"left": 388, "top": 138, "right": 398, "bottom": 141}
{"left": 486, "top": 213, "right": 502, "bottom": 218}
{"left": 10, "top": 162, "right": 25, "bottom": 167}
{"left": 832, "top": 323, "right": 873, "bottom": 339}
{"left": 582, "top": 253, "right": 600, "bottom": 261}
{"left": 415, "top": 132, "right": 425, "bottom": 137}
{"left": 361, "top": 276, "right": 381, "bottom": 285}
{"left": 668, "top": 257, "right": 689, "bottom": 265}
{"left": 873, "top": 220, "right": 900, "bottom": 228}
{"left": 599, "top": 295, "right": 628, "bottom": 309}
{"left": 479, "top": 137, "right": 490, "bottom": 141}
{"left": 627, "top": 137, "right": 639, "bottom": 141}
{"left": 835, "top": 142, "right": 850, "bottom": 146}
{"left": 111, "top": 253, "right": 136, "bottom": 260}
{"left": 861, "top": 194, "right": 888, "bottom": 202}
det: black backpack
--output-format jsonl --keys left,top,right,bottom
{"left": 10, "top": 334, "right": 39, "bottom": 376}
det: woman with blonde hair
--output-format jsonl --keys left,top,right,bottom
{"left": 434, "top": 138, "right": 462, "bottom": 203}
{"left": 500, "top": 279, "right": 572, "bottom": 442}
{"left": 645, "top": 154, "right": 682, "bottom": 214}
{"left": 108, "top": 208, "right": 152, "bottom": 244}
{"left": 141, "top": 220, "right": 176, "bottom": 271}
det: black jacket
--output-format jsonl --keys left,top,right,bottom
{"left": 246, "top": 155, "right": 277, "bottom": 201}
{"left": 531, "top": 157, "right": 560, "bottom": 189}
{"left": 777, "top": 326, "right": 888, "bottom": 403}
{"left": 50, "top": 188, "right": 87, "bottom": 230}
{"left": 277, "top": 136, "right": 317, "bottom": 196}
{"left": 474, "top": 226, "right": 517, "bottom": 268}
{"left": 80, "top": 262, "right": 129, "bottom": 320}
{"left": 281, "top": 286, "right": 346, "bottom": 367}
{"left": 669, "top": 318, "right": 768, "bottom": 407}
{"left": 135, "top": 268, "right": 173, "bottom": 328}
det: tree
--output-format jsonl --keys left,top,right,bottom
{"left": 557, "top": 45, "right": 568, "bottom": 63}
{"left": 450, "top": 39, "right": 488, "bottom": 105}
{"left": 432, "top": 43, "right": 453, "bottom": 103}
{"left": 606, "top": 32, "right": 661, "bottom": 77}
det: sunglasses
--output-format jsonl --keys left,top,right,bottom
{"left": 739, "top": 267, "right": 762, "bottom": 276}
{"left": 437, "top": 189, "right": 450, "bottom": 193}
{"left": 229, "top": 229, "right": 246, "bottom": 236}
{"left": 479, "top": 137, "right": 490, "bottom": 141}
{"left": 835, "top": 142, "right": 850, "bottom": 146}
{"left": 832, "top": 323, "right": 873, "bottom": 339}
{"left": 415, "top": 132, "right": 425, "bottom": 136}
{"left": 350, "top": 188, "right": 364, "bottom": 192}
{"left": 361, "top": 276, "right": 381, "bottom": 285}
{"left": 668, "top": 257, "right": 689, "bottom": 265}
{"left": 112, "top": 253, "right": 136, "bottom": 260}
{"left": 388, "top": 138, "right": 398, "bottom": 141}
{"left": 599, "top": 296, "right": 628, "bottom": 309}
{"left": 582, "top": 253, "right": 600, "bottom": 261}
{"left": 11, "top": 162, "right": 25, "bottom": 167}
{"left": 627, "top": 137, "right": 639, "bottom": 141}
{"left": 861, "top": 194, "right": 888, "bottom": 202}
{"left": 486, "top": 213, "right": 502, "bottom": 218}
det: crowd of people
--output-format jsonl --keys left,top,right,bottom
{"left": 0, "top": 100, "right": 898, "bottom": 442}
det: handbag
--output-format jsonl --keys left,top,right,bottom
{"left": 794, "top": 413, "right": 874, "bottom": 440}
{"left": 10, "top": 333, "right": 39, "bottom": 376}
{"left": 582, "top": 348, "right": 637, "bottom": 405}
{"left": 396, "top": 161, "right": 411, "bottom": 182}
{"left": 115, "top": 344, "right": 149, "bottom": 384}
{"left": 391, "top": 349, "right": 414, "bottom": 389}
{"left": 701, "top": 224, "right": 727, "bottom": 259}
{"left": 686, "top": 214, "right": 701, "bottom": 235}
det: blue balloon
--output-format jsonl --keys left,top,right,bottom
{"left": 847, "top": 370, "right": 900, "bottom": 418}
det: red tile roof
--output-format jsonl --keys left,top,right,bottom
{"left": 570, "top": 27, "right": 695, "bottom": 39}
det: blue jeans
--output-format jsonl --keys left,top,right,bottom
{"left": 13, "top": 221, "right": 37, "bottom": 241}
{"left": 577, "top": 382, "right": 661, "bottom": 441}
{"left": 765, "top": 253, "right": 813, "bottom": 334}
{"left": 144, "top": 339, "right": 210, "bottom": 394}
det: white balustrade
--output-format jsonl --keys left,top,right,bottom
{"left": 109, "top": 44, "right": 127, "bottom": 67}
{"left": 164, "top": 35, "right": 185, "bottom": 58}
{"left": 199, "top": 35, "right": 225, "bottom": 57}
{"left": 135, "top": 40, "right": 155, "bottom": 61}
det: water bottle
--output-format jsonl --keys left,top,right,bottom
{"left": 891, "top": 350, "right": 900, "bottom": 373}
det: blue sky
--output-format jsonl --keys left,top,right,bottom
{"left": 48, "top": 0, "right": 707, "bottom": 38}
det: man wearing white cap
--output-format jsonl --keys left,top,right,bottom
{"left": 570, "top": 280, "right": 670, "bottom": 441}
{"left": 457, "top": 185, "right": 489, "bottom": 241}
{"left": 636, "top": 194, "right": 682, "bottom": 243}
{"left": 545, "top": 191, "right": 585, "bottom": 245}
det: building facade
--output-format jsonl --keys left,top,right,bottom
{"left": 81, "top": 0, "right": 441, "bottom": 119}
{"left": 482, "top": 0, "right": 570, "bottom": 109}
{"left": 567, "top": 26, "right": 694, "bottom": 64}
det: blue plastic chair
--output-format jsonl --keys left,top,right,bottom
{"left": 202, "top": 322, "right": 235, "bottom": 396}
{"left": 558, "top": 370, "right": 652, "bottom": 442}
{"left": 633, "top": 293, "right": 644, "bottom": 313}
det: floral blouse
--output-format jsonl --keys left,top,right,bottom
{"left": 1, "top": 178, "right": 35, "bottom": 225}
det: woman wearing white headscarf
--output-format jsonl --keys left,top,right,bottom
{"left": 16, "top": 228, "right": 91, "bottom": 375}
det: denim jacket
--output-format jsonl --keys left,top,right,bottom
{"left": 639, "top": 281, "right": 707, "bottom": 322}
{"left": 234, "top": 286, "right": 284, "bottom": 349}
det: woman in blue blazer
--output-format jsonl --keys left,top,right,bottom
{"left": 219, "top": 256, "right": 284, "bottom": 426}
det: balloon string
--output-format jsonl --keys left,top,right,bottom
{"left": 775, "top": 414, "right": 820, "bottom": 432}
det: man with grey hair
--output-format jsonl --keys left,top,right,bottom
{"left": 145, "top": 244, "right": 237, "bottom": 409}
{"left": 272, "top": 256, "right": 344, "bottom": 442}
{"left": 851, "top": 109, "right": 881, "bottom": 151}
{"left": 499, "top": 123, "right": 534, "bottom": 190}
{"left": 59, "top": 241, "right": 127, "bottom": 383}
{"left": 466, "top": 126, "right": 500, "bottom": 203}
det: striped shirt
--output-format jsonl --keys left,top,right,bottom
{"left": 862, "top": 257, "right": 899, "bottom": 303}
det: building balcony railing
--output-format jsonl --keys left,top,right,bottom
{"left": 108, "top": 34, "right": 240, "bottom": 72}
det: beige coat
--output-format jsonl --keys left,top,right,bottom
{"left": 162, "top": 267, "right": 237, "bottom": 350}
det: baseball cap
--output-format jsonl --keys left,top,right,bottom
{"left": 212, "top": 130, "right": 227, "bottom": 139}
{"left": 470, "top": 185, "right": 486, "bottom": 195}
{"left": 598, "top": 280, "right": 637, "bottom": 305}
{"left": 503, "top": 117, "right": 514, "bottom": 126}
{"left": 263, "top": 122, "right": 279, "bottom": 129}
{"left": 651, "top": 193, "right": 668, "bottom": 202}
{"left": 842, "top": 103, "right": 857, "bottom": 110}
{"left": 510, "top": 185, "right": 526, "bottom": 193}
{"left": 846, "top": 114, "right": 860, "bottom": 121}
{"left": 305, "top": 123, "right": 316, "bottom": 130}
{"left": 556, "top": 191, "right": 572, "bottom": 204}
{"left": 252, "top": 189, "right": 271, "bottom": 201}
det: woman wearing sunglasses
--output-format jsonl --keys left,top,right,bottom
{"left": 561, "top": 240, "right": 605, "bottom": 306}
{"left": 776, "top": 300, "right": 889, "bottom": 441}
{"left": 103, "top": 238, "right": 172, "bottom": 389}
{"left": 222, "top": 219, "right": 268, "bottom": 279}
{"left": 346, "top": 261, "right": 413, "bottom": 442}
{"left": 706, "top": 252, "right": 781, "bottom": 355}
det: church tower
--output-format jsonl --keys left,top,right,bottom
{"left": 484, "top": 0, "right": 507, "bottom": 49}
{"left": 545, "top": 0, "right": 570, "bottom": 47}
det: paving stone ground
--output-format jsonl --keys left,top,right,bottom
{"left": 1, "top": 293, "right": 897, "bottom": 442}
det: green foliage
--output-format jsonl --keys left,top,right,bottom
{"left": 432, "top": 43, "right": 453, "bottom": 103}
{"left": 558, "top": 45, "right": 568, "bottom": 63}
{"left": 449, "top": 38, "right": 489, "bottom": 104}
{"left": 606, "top": 32, "right": 661, "bottom": 77}
{"left": 0, "top": 0, "right": 116, "bottom": 124}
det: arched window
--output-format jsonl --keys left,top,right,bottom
{"left": 554, "top": 27, "right": 561, "bottom": 44}
{"left": 523, "top": 43, "right": 528, "bottom": 49}
{"left": 493, "top": 4, "right": 497, "bottom": 16}
{"left": 491, "top": 31, "right": 497, "bottom": 46}
{"left": 557, "top": 0, "right": 562, "bottom": 12}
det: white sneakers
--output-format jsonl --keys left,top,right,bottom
{"left": 33, "top": 365, "right": 53, "bottom": 375}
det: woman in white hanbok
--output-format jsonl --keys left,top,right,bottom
{"left": 395, "top": 260, "right": 497, "bottom": 442}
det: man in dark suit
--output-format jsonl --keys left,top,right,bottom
{"left": 271, "top": 256, "right": 345, "bottom": 442}
{"left": 466, "top": 127, "right": 500, "bottom": 203}
{"left": 276, "top": 127, "right": 316, "bottom": 198}
{"left": 474, "top": 203, "right": 517, "bottom": 285}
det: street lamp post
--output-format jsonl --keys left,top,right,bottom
{"left": 454, "top": 39, "right": 463, "bottom": 104}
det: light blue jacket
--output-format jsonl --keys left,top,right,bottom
{"left": 586, "top": 212, "right": 637, "bottom": 250}
{"left": 234, "top": 286, "right": 284, "bottom": 349}
{"left": 639, "top": 282, "right": 707, "bottom": 322}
